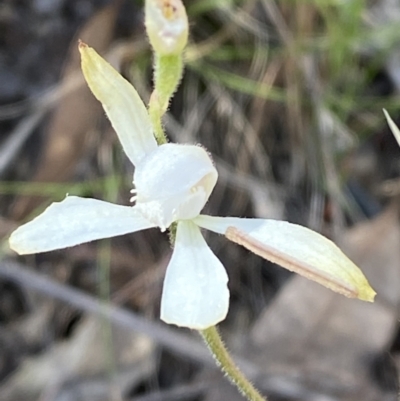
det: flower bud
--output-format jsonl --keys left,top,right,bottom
{"left": 145, "top": 0, "right": 188, "bottom": 55}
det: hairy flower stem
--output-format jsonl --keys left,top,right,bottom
{"left": 154, "top": 54, "right": 183, "bottom": 111}
{"left": 200, "top": 326, "right": 267, "bottom": 401}
{"left": 149, "top": 54, "right": 183, "bottom": 144}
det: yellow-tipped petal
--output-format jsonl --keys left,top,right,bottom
{"left": 195, "top": 215, "right": 376, "bottom": 302}
{"left": 79, "top": 42, "right": 157, "bottom": 165}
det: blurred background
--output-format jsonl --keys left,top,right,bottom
{"left": 1, "top": 0, "right": 400, "bottom": 400}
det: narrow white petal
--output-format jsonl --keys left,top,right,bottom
{"left": 79, "top": 43, "right": 157, "bottom": 165}
{"left": 9, "top": 196, "right": 155, "bottom": 255}
{"left": 195, "top": 215, "right": 376, "bottom": 302}
{"left": 161, "top": 220, "right": 229, "bottom": 329}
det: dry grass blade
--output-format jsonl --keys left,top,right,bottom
{"left": 0, "top": 111, "right": 47, "bottom": 177}
{"left": 383, "top": 109, "right": 400, "bottom": 148}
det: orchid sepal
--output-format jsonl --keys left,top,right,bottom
{"left": 194, "top": 215, "right": 376, "bottom": 302}
{"left": 79, "top": 42, "right": 157, "bottom": 166}
{"left": 9, "top": 196, "right": 155, "bottom": 255}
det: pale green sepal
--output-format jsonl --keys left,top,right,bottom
{"left": 161, "top": 220, "right": 229, "bottom": 329}
{"left": 79, "top": 42, "right": 157, "bottom": 166}
{"left": 383, "top": 109, "right": 400, "bottom": 148}
{"left": 9, "top": 196, "right": 155, "bottom": 255}
{"left": 195, "top": 215, "right": 376, "bottom": 302}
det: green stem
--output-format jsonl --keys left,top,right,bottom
{"left": 154, "top": 54, "right": 183, "bottom": 111}
{"left": 200, "top": 326, "right": 267, "bottom": 401}
{"left": 148, "top": 54, "right": 184, "bottom": 145}
{"left": 148, "top": 104, "right": 168, "bottom": 145}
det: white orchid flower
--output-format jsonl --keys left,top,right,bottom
{"left": 9, "top": 44, "right": 376, "bottom": 330}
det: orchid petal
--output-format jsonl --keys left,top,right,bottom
{"left": 9, "top": 196, "right": 155, "bottom": 255}
{"left": 161, "top": 220, "right": 229, "bottom": 329}
{"left": 195, "top": 215, "right": 376, "bottom": 302}
{"left": 79, "top": 42, "right": 157, "bottom": 165}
